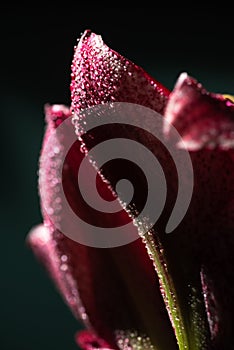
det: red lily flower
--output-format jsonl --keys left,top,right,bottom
{"left": 27, "top": 30, "right": 234, "bottom": 350}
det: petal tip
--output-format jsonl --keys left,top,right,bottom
{"left": 71, "top": 29, "right": 169, "bottom": 114}
{"left": 175, "top": 72, "right": 189, "bottom": 89}
{"left": 26, "top": 224, "right": 52, "bottom": 252}
{"left": 165, "top": 72, "right": 234, "bottom": 150}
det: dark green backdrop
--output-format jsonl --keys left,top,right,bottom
{"left": 1, "top": 6, "right": 233, "bottom": 350}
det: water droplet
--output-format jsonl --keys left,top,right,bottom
{"left": 60, "top": 263, "right": 68, "bottom": 271}
{"left": 61, "top": 254, "right": 68, "bottom": 262}
{"left": 53, "top": 146, "right": 60, "bottom": 154}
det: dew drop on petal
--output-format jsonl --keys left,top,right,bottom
{"left": 60, "top": 263, "right": 68, "bottom": 272}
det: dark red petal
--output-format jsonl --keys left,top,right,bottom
{"left": 163, "top": 74, "right": 234, "bottom": 349}
{"left": 27, "top": 224, "right": 88, "bottom": 323}
{"left": 71, "top": 29, "right": 169, "bottom": 114}
{"left": 69, "top": 30, "right": 182, "bottom": 349}
{"left": 74, "top": 68, "right": 234, "bottom": 348}
{"left": 28, "top": 104, "right": 177, "bottom": 349}
{"left": 165, "top": 72, "right": 234, "bottom": 150}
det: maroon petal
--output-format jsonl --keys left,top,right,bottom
{"left": 71, "top": 29, "right": 169, "bottom": 114}
{"left": 163, "top": 74, "right": 234, "bottom": 349}
{"left": 70, "top": 30, "right": 193, "bottom": 349}
{"left": 71, "top": 32, "right": 233, "bottom": 349}
{"left": 27, "top": 224, "right": 89, "bottom": 323}
{"left": 165, "top": 72, "right": 234, "bottom": 150}
{"left": 28, "top": 104, "right": 177, "bottom": 349}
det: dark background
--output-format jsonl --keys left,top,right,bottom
{"left": 1, "top": 6, "right": 233, "bottom": 350}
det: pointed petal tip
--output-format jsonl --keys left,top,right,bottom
{"left": 174, "top": 71, "right": 189, "bottom": 89}
{"left": 81, "top": 28, "right": 92, "bottom": 38}
{"left": 78, "top": 29, "right": 101, "bottom": 46}
{"left": 71, "top": 29, "right": 169, "bottom": 114}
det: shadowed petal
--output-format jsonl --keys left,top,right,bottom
{"left": 27, "top": 224, "right": 89, "bottom": 323}
{"left": 70, "top": 30, "right": 192, "bottom": 349}
{"left": 165, "top": 72, "right": 234, "bottom": 150}
{"left": 28, "top": 103, "right": 177, "bottom": 350}
{"left": 163, "top": 74, "right": 234, "bottom": 349}
{"left": 79, "top": 72, "right": 234, "bottom": 349}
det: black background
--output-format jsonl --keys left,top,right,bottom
{"left": 1, "top": 6, "right": 233, "bottom": 350}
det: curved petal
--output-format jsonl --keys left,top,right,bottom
{"left": 27, "top": 224, "right": 88, "bottom": 323}
{"left": 165, "top": 72, "right": 234, "bottom": 150}
{"left": 71, "top": 29, "right": 170, "bottom": 114}
{"left": 28, "top": 104, "right": 177, "bottom": 349}
{"left": 163, "top": 73, "right": 234, "bottom": 349}
{"left": 70, "top": 30, "right": 193, "bottom": 349}
{"left": 71, "top": 49, "right": 234, "bottom": 348}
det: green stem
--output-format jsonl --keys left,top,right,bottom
{"left": 143, "top": 231, "right": 190, "bottom": 350}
